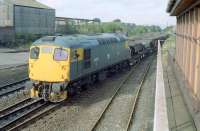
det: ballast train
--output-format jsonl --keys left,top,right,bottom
{"left": 29, "top": 33, "right": 131, "bottom": 102}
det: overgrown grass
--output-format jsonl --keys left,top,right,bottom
{"left": 162, "top": 35, "right": 176, "bottom": 65}
{"left": 163, "top": 35, "right": 176, "bottom": 49}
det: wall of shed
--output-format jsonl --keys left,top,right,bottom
{"left": 14, "top": 5, "right": 55, "bottom": 35}
{"left": 175, "top": 5, "right": 200, "bottom": 102}
{"left": 0, "top": 27, "right": 15, "bottom": 44}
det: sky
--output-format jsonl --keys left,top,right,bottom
{"left": 38, "top": 0, "right": 176, "bottom": 28}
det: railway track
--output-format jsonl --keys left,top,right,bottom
{"left": 0, "top": 57, "right": 153, "bottom": 131}
{"left": 0, "top": 64, "right": 28, "bottom": 70}
{"left": 0, "top": 78, "right": 29, "bottom": 97}
{"left": 91, "top": 56, "right": 153, "bottom": 131}
{"left": 0, "top": 97, "right": 61, "bottom": 131}
{"left": 0, "top": 98, "right": 46, "bottom": 130}
{"left": 0, "top": 98, "right": 33, "bottom": 116}
{"left": 125, "top": 58, "right": 153, "bottom": 131}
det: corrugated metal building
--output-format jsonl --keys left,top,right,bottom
{"left": 13, "top": 0, "right": 55, "bottom": 34}
{"left": 167, "top": 0, "right": 200, "bottom": 108}
{"left": 0, "top": 0, "right": 55, "bottom": 44}
{"left": 0, "top": 0, "right": 14, "bottom": 44}
{"left": 0, "top": 27, "right": 15, "bottom": 44}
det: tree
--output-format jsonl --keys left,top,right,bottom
{"left": 113, "top": 19, "right": 121, "bottom": 23}
{"left": 93, "top": 18, "right": 101, "bottom": 23}
{"left": 64, "top": 21, "right": 78, "bottom": 34}
{"left": 56, "top": 18, "right": 162, "bottom": 36}
{"left": 102, "top": 22, "right": 123, "bottom": 33}
{"left": 163, "top": 26, "right": 175, "bottom": 33}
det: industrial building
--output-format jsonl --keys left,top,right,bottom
{"left": 0, "top": 0, "right": 55, "bottom": 44}
{"left": 167, "top": 0, "right": 200, "bottom": 129}
{"left": 55, "top": 17, "right": 98, "bottom": 34}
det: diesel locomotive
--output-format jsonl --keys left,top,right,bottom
{"left": 29, "top": 33, "right": 131, "bottom": 102}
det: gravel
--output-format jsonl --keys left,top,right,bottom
{"left": 0, "top": 66, "right": 28, "bottom": 86}
{"left": 0, "top": 90, "right": 30, "bottom": 111}
{"left": 0, "top": 66, "right": 29, "bottom": 110}
{"left": 22, "top": 71, "right": 129, "bottom": 131}
{"left": 94, "top": 57, "right": 153, "bottom": 131}
{"left": 0, "top": 52, "right": 29, "bottom": 66}
{"left": 21, "top": 57, "right": 154, "bottom": 131}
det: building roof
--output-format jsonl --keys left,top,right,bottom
{"left": 13, "top": 0, "right": 53, "bottom": 9}
{"left": 166, "top": 0, "right": 177, "bottom": 13}
{"left": 167, "top": 0, "right": 196, "bottom": 16}
{"left": 56, "top": 17, "right": 95, "bottom": 22}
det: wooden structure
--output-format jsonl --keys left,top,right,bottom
{"left": 167, "top": 1, "right": 200, "bottom": 103}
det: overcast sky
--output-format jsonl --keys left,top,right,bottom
{"left": 38, "top": 0, "right": 176, "bottom": 28}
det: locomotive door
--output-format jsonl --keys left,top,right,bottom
{"left": 84, "top": 49, "right": 91, "bottom": 69}
{"left": 72, "top": 48, "right": 83, "bottom": 77}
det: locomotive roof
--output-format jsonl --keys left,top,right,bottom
{"left": 33, "top": 33, "right": 126, "bottom": 48}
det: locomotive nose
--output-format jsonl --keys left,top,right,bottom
{"left": 29, "top": 46, "right": 70, "bottom": 82}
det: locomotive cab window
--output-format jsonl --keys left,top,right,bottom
{"left": 30, "top": 47, "right": 40, "bottom": 59}
{"left": 54, "top": 48, "right": 68, "bottom": 61}
{"left": 84, "top": 49, "right": 91, "bottom": 69}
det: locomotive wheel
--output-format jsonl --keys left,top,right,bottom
{"left": 49, "top": 91, "right": 68, "bottom": 103}
{"left": 68, "top": 86, "right": 78, "bottom": 96}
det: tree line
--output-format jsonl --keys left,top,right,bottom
{"left": 59, "top": 18, "right": 162, "bottom": 36}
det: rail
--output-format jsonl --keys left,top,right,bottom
{"left": 91, "top": 56, "right": 153, "bottom": 131}
{"left": 0, "top": 78, "right": 29, "bottom": 97}
{"left": 0, "top": 99, "right": 47, "bottom": 130}
{"left": 0, "top": 64, "right": 28, "bottom": 70}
